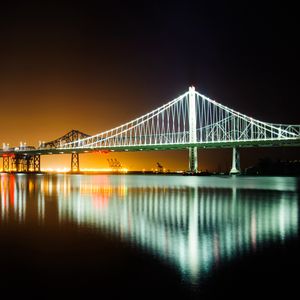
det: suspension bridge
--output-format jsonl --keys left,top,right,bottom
{"left": 1, "top": 87, "right": 299, "bottom": 173}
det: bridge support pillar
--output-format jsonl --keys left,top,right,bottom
{"left": 28, "top": 156, "right": 34, "bottom": 172}
{"left": 71, "top": 153, "right": 80, "bottom": 173}
{"left": 34, "top": 155, "right": 41, "bottom": 172}
{"left": 21, "top": 155, "right": 33, "bottom": 172}
{"left": 16, "top": 156, "right": 23, "bottom": 172}
{"left": 11, "top": 156, "right": 17, "bottom": 172}
{"left": 188, "top": 86, "right": 198, "bottom": 173}
{"left": 23, "top": 156, "right": 29, "bottom": 172}
{"left": 230, "top": 147, "right": 241, "bottom": 175}
{"left": 2, "top": 156, "right": 10, "bottom": 172}
{"left": 189, "top": 147, "right": 198, "bottom": 173}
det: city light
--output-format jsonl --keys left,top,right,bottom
{"left": 40, "top": 167, "right": 128, "bottom": 173}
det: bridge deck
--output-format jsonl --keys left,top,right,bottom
{"left": 1, "top": 139, "right": 300, "bottom": 157}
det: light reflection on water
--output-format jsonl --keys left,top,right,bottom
{"left": 0, "top": 174, "right": 298, "bottom": 285}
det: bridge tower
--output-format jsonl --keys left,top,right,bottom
{"left": 230, "top": 147, "right": 241, "bottom": 174}
{"left": 71, "top": 153, "right": 80, "bottom": 173}
{"left": 189, "top": 86, "right": 198, "bottom": 173}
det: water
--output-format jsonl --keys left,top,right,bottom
{"left": 0, "top": 174, "right": 299, "bottom": 298}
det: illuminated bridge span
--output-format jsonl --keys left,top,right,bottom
{"left": 1, "top": 87, "right": 300, "bottom": 173}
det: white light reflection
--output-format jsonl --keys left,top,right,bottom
{"left": 54, "top": 176, "right": 299, "bottom": 284}
{"left": 0, "top": 175, "right": 298, "bottom": 286}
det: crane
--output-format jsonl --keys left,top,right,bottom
{"left": 107, "top": 158, "right": 122, "bottom": 170}
{"left": 157, "top": 162, "right": 163, "bottom": 173}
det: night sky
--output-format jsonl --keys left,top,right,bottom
{"left": 0, "top": 0, "right": 299, "bottom": 171}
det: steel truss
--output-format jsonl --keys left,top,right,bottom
{"left": 40, "top": 130, "right": 90, "bottom": 149}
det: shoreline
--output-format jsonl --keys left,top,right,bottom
{"left": 1, "top": 171, "right": 299, "bottom": 176}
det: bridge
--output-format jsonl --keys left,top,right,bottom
{"left": 1, "top": 87, "right": 300, "bottom": 173}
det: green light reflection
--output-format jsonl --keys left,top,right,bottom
{"left": 0, "top": 174, "right": 298, "bottom": 284}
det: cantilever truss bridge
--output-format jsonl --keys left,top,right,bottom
{"left": 1, "top": 87, "right": 300, "bottom": 173}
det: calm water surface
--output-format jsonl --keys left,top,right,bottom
{"left": 0, "top": 174, "right": 299, "bottom": 298}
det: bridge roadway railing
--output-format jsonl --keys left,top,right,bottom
{"left": 57, "top": 127, "right": 300, "bottom": 150}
